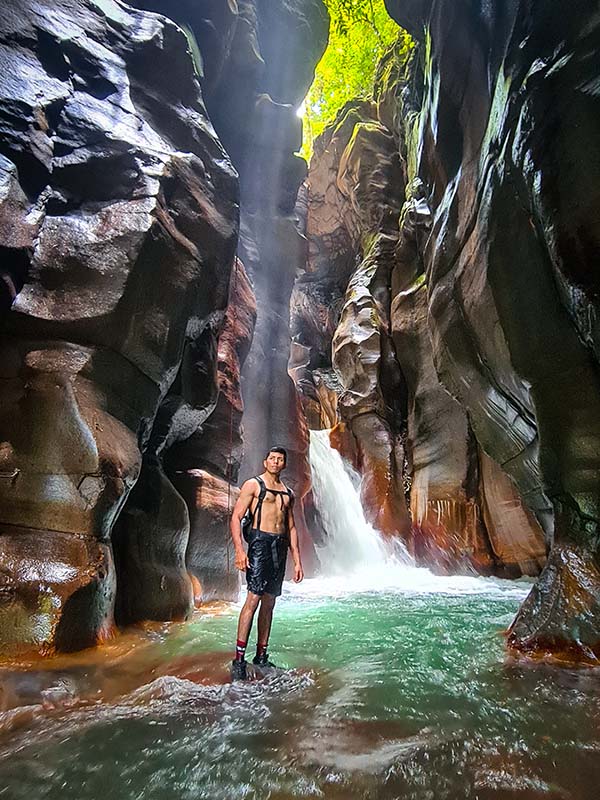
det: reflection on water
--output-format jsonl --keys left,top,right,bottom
{"left": 1, "top": 582, "right": 600, "bottom": 799}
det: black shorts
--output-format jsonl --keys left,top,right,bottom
{"left": 246, "top": 528, "right": 288, "bottom": 597}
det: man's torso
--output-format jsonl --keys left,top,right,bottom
{"left": 250, "top": 476, "right": 291, "bottom": 535}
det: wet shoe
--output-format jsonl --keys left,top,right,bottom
{"left": 252, "top": 652, "right": 277, "bottom": 669}
{"left": 230, "top": 659, "right": 248, "bottom": 681}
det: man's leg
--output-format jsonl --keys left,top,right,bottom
{"left": 236, "top": 591, "right": 261, "bottom": 649}
{"left": 255, "top": 593, "right": 276, "bottom": 662}
{"left": 231, "top": 592, "right": 261, "bottom": 680}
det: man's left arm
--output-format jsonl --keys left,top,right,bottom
{"left": 287, "top": 495, "right": 304, "bottom": 583}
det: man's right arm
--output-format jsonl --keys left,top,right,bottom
{"left": 230, "top": 480, "right": 257, "bottom": 571}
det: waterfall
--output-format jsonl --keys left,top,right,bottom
{"left": 301, "top": 428, "right": 525, "bottom": 597}
{"left": 308, "top": 429, "right": 410, "bottom": 576}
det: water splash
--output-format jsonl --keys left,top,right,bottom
{"left": 303, "top": 428, "right": 531, "bottom": 600}
{"left": 308, "top": 428, "right": 404, "bottom": 573}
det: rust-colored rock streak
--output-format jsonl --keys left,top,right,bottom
{"left": 172, "top": 470, "right": 241, "bottom": 603}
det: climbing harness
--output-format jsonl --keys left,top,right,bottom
{"left": 246, "top": 476, "right": 293, "bottom": 536}
{"left": 245, "top": 477, "right": 294, "bottom": 575}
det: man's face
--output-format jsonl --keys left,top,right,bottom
{"left": 264, "top": 451, "right": 286, "bottom": 474}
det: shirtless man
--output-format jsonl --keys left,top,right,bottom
{"left": 230, "top": 446, "right": 304, "bottom": 680}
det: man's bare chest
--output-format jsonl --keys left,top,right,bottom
{"left": 259, "top": 492, "right": 290, "bottom": 513}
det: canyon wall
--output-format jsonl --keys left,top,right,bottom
{"left": 133, "top": 1, "right": 329, "bottom": 564}
{"left": 0, "top": 0, "right": 326, "bottom": 654}
{"left": 293, "top": 51, "right": 546, "bottom": 577}
{"left": 294, "top": 0, "right": 600, "bottom": 657}
{"left": 387, "top": 0, "right": 600, "bottom": 659}
{"left": 0, "top": 0, "right": 240, "bottom": 651}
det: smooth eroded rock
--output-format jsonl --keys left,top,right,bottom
{"left": 0, "top": 0, "right": 238, "bottom": 653}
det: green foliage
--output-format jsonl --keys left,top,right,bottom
{"left": 299, "top": 0, "right": 412, "bottom": 161}
{"left": 326, "top": 0, "right": 385, "bottom": 36}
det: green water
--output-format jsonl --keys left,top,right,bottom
{"left": 1, "top": 581, "right": 600, "bottom": 799}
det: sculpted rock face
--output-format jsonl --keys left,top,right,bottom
{"left": 294, "top": 28, "right": 547, "bottom": 576}
{"left": 134, "top": 0, "right": 328, "bottom": 521}
{"left": 332, "top": 119, "right": 411, "bottom": 539}
{"left": 478, "top": 450, "right": 546, "bottom": 577}
{"left": 136, "top": 0, "right": 328, "bottom": 568}
{"left": 172, "top": 470, "right": 241, "bottom": 603}
{"left": 383, "top": 0, "right": 429, "bottom": 39}
{"left": 126, "top": 0, "right": 239, "bottom": 97}
{"left": 211, "top": 0, "right": 328, "bottom": 558}
{"left": 113, "top": 459, "right": 193, "bottom": 626}
{"left": 392, "top": 281, "right": 494, "bottom": 573}
{"left": 166, "top": 257, "right": 256, "bottom": 604}
{"left": 392, "top": 279, "right": 546, "bottom": 575}
{"left": 166, "top": 258, "right": 256, "bottom": 484}
{"left": 292, "top": 97, "right": 412, "bottom": 543}
{"left": 387, "top": 1, "right": 600, "bottom": 656}
{"left": 0, "top": 0, "right": 238, "bottom": 652}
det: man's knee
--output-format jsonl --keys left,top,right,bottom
{"left": 244, "top": 592, "right": 261, "bottom": 612}
{"left": 260, "top": 593, "right": 277, "bottom": 609}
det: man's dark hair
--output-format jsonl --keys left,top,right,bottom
{"left": 265, "top": 446, "right": 287, "bottom": 465}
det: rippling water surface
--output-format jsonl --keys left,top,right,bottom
{"left": 2, "top": 432, "right": 600, "bottom": 798}
{"left": 1, "top": 577, "right": 600, "bottom": 800}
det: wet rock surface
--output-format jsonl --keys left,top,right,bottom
{"left": 0, "top": 0, "right": 238, "bottom": 652}
{"left": 134, "top": 0, "right": 328, "bottom": 564}
{"left": 292, "top": 0, "right": 600, "bottom": 655}
{"left": 172, "top": 469, "right": 241, "bottom": 604}
{"left": 293, "top": 63, "right": 545, "bottom": 573}
{"left": 0, "top": 0, "right": 328, "bottom": 654}
{"left": 292, "top": 98, "right": 412, "bottom": 542}
{"left": 294, "top": 7, "right": 584, "bottom": 591}
{"left": 393, "top": 0, "right": 600, "bottom": 656}
{"left": 228, "top": 0, "right": 327, "bottom": 533}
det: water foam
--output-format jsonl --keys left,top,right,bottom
{"left": 293, "top": 429, "right": 531, "bottom": 601}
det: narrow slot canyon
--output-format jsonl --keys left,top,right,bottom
{"left": 0, "top": 1, "right": 599, "bottom": 797}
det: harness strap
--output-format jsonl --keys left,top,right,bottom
{"left": 264, "top": 486, "right": 290, "bottom": 512}
{"left": 271, "top": 535, "right": 283, "bottom": 572}
{"left": 253, "top": 476, "right": 267, "bottom": 531}
{"left": 252, "top": 477, "right": 293, "bottom": 531}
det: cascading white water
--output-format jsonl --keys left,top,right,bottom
{"left": 308, "top": 428, "right": 403, "bottom": 573}
{"left": 295, "top": 428, "right": 531, "bottom": 599}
